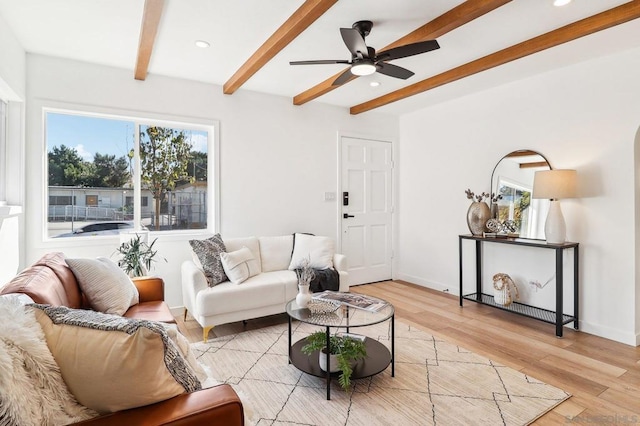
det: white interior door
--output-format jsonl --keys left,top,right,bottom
{"left": 340, "top": 136, "right": 392, "bottom": 286}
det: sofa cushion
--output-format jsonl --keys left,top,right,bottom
{"left": 65, "top": 257, "right": 139, "bottom": 316}
{"left": 195, "top": 270, "right": 297, "bottom": 317}
{"left": 259, "top": 235, "right": 294, "bottom": 272}
{"left": 224, "top": 237, "right": 261, "bottom": 275}
{"left": 189, "top": 234, "right": 228, "bottom": 286}
{"left": 0, "top": 252, "right": 83, "bottom": 308}
{"left": 0, "top": 297, "right": 97, "bottom": 425}
{"left": 124, "top": 301, "right": 176, "bottom": 323}
{"left": 288, "top": 233, "right": 335, "bottom": 270}
{"left": 220, "top": 247, "right": 256, "bottom": 284}
{"left": 32, "top": 304, "right": 202, "bottom": 414}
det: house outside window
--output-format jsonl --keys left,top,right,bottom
{"left": 45, "top": 110, "right": 213, "bottom": 238}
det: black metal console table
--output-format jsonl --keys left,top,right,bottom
{"left": 459, "top": 234, "right": 579, "bottom": 337}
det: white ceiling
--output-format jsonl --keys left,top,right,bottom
{"left": 0, "top": 0, "right": 638, "bottom": 115}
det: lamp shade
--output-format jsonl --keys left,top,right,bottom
{"left": 532, "top": 169, "right": 577, "bottom": 200}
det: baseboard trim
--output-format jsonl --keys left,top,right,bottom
{"left": 393, "top": 273, "right": 454, "bottom": 294}
{"left": 578, "top": 320, "right": 638, "bottom": 347}
{"left": 170, "top": 306, "right": 184, "bottom": 317}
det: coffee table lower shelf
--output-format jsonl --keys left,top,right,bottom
{"left": 289, "top": 338, "right": 391, "bottom": 390}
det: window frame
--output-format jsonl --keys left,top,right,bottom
{"left": 42, "top": 106, "right": 220, "bottom": 242}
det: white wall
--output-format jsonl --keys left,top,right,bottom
{"left": 24, "top": 54, "right": 399, "bottom": 308}
{"left": 0, "top": 12, "right": 25, "bottom": 101}
{"left": 0, "top": 14, "right": 25, "bottom": 281}
{"left": 397, "top": 47, "right": 640, "bottom": 345}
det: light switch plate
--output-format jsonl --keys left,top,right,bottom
{"left": 324, "top": 192, "right": 336, "bottom": 201}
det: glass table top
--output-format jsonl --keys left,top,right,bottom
{"left": 286, "top": 296, "right": 394, "bottom": 328}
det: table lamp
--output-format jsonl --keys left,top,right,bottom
{"left": 532, "top": 169, "right": 577, "bottom": 244}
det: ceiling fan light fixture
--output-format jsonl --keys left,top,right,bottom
{"left": 350, "top": 62, "right": 376, "bottom": 76}
{"left": 553, "top": 0, "right": 571, "bottom": 6}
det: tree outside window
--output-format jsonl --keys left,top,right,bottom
{"left": 45, "top": 111, "right": 210, "bottom": 238}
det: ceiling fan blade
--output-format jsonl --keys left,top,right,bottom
{"left": 376, "top": 62, "right": 414, "bottom": 80}
{"left": 340, "top": 27, "right": 369, "bottom": 58}
{"left": 377, "top": 40, "right": 440, "bottom": 62}
{"left": 290, "top": 60, "right": 350, "bottom": 65}
{"left": 332, "top": 68, "right": 356, "bottom": 86}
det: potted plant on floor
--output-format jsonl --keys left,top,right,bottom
{"left": 115, "top": 234, "right": 163, "bottom": 277}
{"left": 301, "top": 331, "right": 367, "bottom": 391}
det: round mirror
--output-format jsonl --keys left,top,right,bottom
{"left": 490, "top": 150, "right": 551, "bottom": 240}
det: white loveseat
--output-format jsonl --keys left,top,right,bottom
{"left": 182, "top": 234, "right": 349, "bottom": 341}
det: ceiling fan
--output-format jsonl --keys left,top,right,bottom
{"left": 289, "top": 20, "right": 440, "bottom": 86}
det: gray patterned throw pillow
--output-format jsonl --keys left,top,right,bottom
{"left": 189, "top": 234, "right": 228, "bottom": 286}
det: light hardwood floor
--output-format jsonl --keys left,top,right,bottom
{"left": 176, "top": 281, "right": 640, "bottom": 424}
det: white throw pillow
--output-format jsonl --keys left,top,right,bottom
{"left": 288, "top": 234, "right": 335, "bottom": 270}
{"left": 224, "top": 237, "right": 262, "bottom": 276}
{"left": 66, "top": 257, "right": 139, "bottom": 316}
{"left": 220, "top": 247, "right": 256, "bottom": 284}
{"left": 259, "top": 235, "right": 294, "bottom": 272}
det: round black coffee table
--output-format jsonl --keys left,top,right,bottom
{"left": 286, "top": 295, "right": 394, "bottom": 400}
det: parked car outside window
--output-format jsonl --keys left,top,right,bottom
{"left": 53, "top": 221, "right": 147, "bottom": 238}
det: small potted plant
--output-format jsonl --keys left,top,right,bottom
{"left": 115, "top": 234, "right": 163, "bottom": 277}
{"left": 301, "top": 331, "right": 367, "bottom": 391}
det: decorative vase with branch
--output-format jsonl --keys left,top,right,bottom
{"left": 465, "top": 189, "right": 491, "bottom": 236}
{"left": 301, "top": 331, "right": 367, "bottom": 391}
{"left": 295, "top": 257, "right": 315, "bottom": 307}
{"left": 115, "top": 234, "right": 164, "bottom": 277}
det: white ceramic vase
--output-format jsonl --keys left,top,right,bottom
{"left": 318, "top": 349, "right": 340, "bottom": 373}
{"left": 494, "top": 287, "right": 512, "bottom": 306}
{"left": 296, "top": 283, "right": 312, "bottom": 308}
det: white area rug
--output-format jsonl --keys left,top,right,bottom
{"left": 191, "top": 320, "right": 570, "bottom": 425}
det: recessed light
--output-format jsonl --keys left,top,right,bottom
{"left": 369, "top": 81, "right": 380, "bottom": 87}
{"left": 553, "top": 0, "right": 571, "bottom": 6}
{"left": 195, "top": 40, "right": 210, "bottom": 48}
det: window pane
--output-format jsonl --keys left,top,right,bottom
{"left": 46, "top": 112, "right": 136, "bottom": 238}
{"left": 139, "top": 125, "right": 208, "bottom": 231}
{"left": 45, "top": 111, "right": 210, "bottom": 238}
{"left": 497, "top": 181, "right": 531, "bottom": 234}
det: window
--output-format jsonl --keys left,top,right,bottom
{"left": 496, "top": 177, "right": 546, "bottom": 239}
{"left": 127, "top": 196, "right": 148, "bottom": 208}
{"left": 49, "top": 195, "right": 76, "bottom": 206}
{"left": 45, "top": 110, "right": 212, "bottom": 238}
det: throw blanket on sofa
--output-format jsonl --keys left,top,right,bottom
{"left": 0, "top": 296, "right": 97, "bottom": 426}
{"left": 300, "top": 268, "right": 340, "bottom": 293}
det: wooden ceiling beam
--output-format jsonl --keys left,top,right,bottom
{"left": 351, "top": 1, "right": 640, "bottom": 115}
{"left": 134, "top": 0, "right": 165, "bottom": 81}
{"left": 520, "top": 162, "right": 549, "bottom": 169}
{"left": 293, "top": 0, "right": 511, "bottom": 106}
{"left": 505, "top": 150, "right": 540, "bottom": 158}
{"left": 223, "top": 0, "right": 337, "bottom": 95}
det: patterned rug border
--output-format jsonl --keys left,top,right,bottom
{"left": 191, "top": 319, "right": 571, "bottom": 425}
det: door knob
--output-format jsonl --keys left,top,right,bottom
{"left": 343, "top": 213, "right": 355, "bottom": 218}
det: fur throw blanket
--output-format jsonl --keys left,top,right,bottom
{"left": 0, "top": 296, "right": 97, "bottom": 426}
